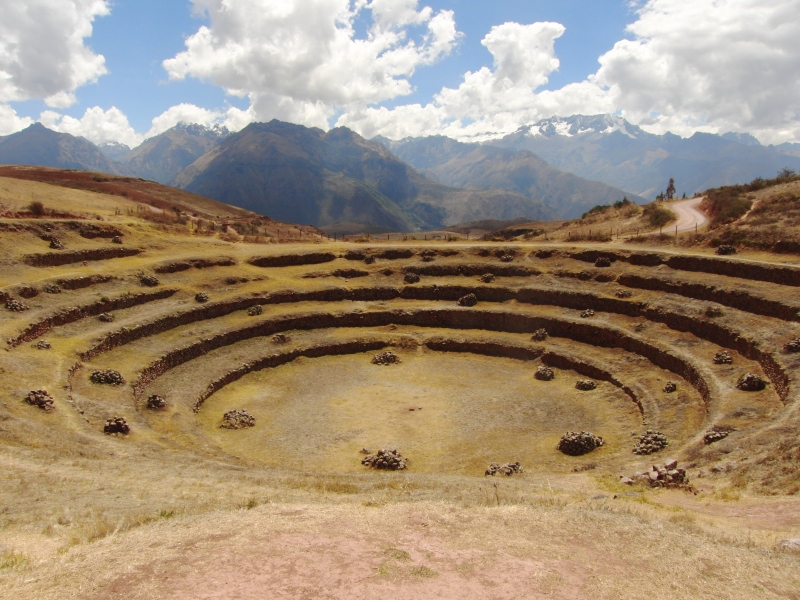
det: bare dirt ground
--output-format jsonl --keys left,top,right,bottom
{"left": 670, "top": 197, "right": 709, "bottom": 232}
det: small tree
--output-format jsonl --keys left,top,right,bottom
{"left": 28, "top": 201, "right": 45, "bottom": 216}
{"left": 666, "top": 178, "right": 676, "bottom": 201}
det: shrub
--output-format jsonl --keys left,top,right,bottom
{"left": 642, "top": 203, "right": 675, "bottom": 228}
{"left": 28, "top": 201, "right": 45, "bottom": 216}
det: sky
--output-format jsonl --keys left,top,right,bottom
{"left": 1, "top": 0, "right": 799, "bottom": 148}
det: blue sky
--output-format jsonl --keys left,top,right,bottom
{"left": 1, "top": 0, "right": 799, "bottom": 147}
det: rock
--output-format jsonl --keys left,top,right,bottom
{"left": 620, "top": 477, "right": 635, "bottom": 485}
{"left": 421, "top": 255, "right": 435, "bottom": 262}
{"left": 360, "top": 447, "right": 371, "bottom": 454}
{"left": 104, "top": 416, "right": 130, "bottom": 435}
{"left": 485, "top": 462, "right": 523, "bottom": 476}
{"left": 705, "top": 305, "right": 723, "bottom": 318}
{"left": 221, "top": 409, "right": 255, "bottom": 429}
{"left": 715, "top": 244, "right": 737, "bottom": 255}
{"left": 580, "top": 309, "right": 595, "bottom": 318}
{"left": 499, "top": 254, "right": 514, "bottom": 262}
{"left": 633, "top": 430, "right": 668, "bottom": 455}
{"left": 736, "top": 373, "right": 767, "bottom": 391}
{"left": 98, "top": 312, "right": 114, "bottom": 322}
{"left": 595, "top": 257, "right": 611, "bottom": 267}
{"left": 663, "top": 381, "right": 677, "bottom": 393}
{"left": 25, "top": 389, "right": 55, "bottom": 412}
{"left": 713, "top": 350, "right": 733, "bottom": 364}
{"left": 615, "top": 289, "right": 633, "bottom": 298}
{"left": 35, "top": 340, "right": 51, "bottom": 350}
{"left": 664, "top": 459, "right": 678, "bottom": 470}
{"left": 247, "top": 305, "right": 263, "bottom": 316}
{"left": 776, "top": 539, "right": 800, "bottom": 553}
{"left": 704, "top": 426, "right": 735, "bottom": 445}
{"left": 195, "top": 292, "right": 209, "bottom": 303}
{"left": 49, "top": 238, "right": 64, "bottom": 249}
{"left": 44, "top": 283, "right": 61, "bottom": 294}
{"left": 557, "top": 431, "right": 604, "bottom": 456}
{"left": 140, "top": 275, "right": 159, "bottom": 287}
{"left": 362, "top": 448, "right": 407, "bottom": 470}
{"left": 404, "top": 272, "right": 420, "bottom": 284}
{"left": 5, "top": 298, "right": 29, "bottom": 312}
{"left": 90, "top": 369, "right": 125, "bottom": 385}
{"left": 784, "top": 338, "right": 800, "bottom": 353}
{"left": 535, "top": 365, "right": 554, "bottom": 381}
{"left": 111, "top": 236, "right": 123, "bottom": 244}
{"left": 480, "top": 273, "right": 495, "bottom": 283}
{"left": 372, "top": 351, "right": 401, "bottom": 365}
{"left": 531, "top": 328, "right": 548, "bottom": 342}
{"left": 146, "top": 394, "right": 167, "bottom": 410}
{"left": 576, "top": 379, "right": 597, "bottom": 391}
{"left": 458, "top": 293, "right": 478, "bottom": 307}
{"left": 272, "top": 333, "right": 289, "bottom": 343}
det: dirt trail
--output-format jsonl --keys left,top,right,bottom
{"left": 671, "top": 197, "right": 708, "bottom": 232}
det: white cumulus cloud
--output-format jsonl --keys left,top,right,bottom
{"left": 0, "top": 104, "right": 34, "bottom": 136}
{"left": 0, "top": 0, "right": 110, "bottom": 107}
{"left": 40, "top": 106, "right": 140, "bottom": 147}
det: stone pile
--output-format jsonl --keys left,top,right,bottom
{"left": 90, "top": 369, "right": 125, "bottom": 385}
{"left": 499, "top": 254, "right": 514, "bottom": 262}
{"left": 615, "top": 289, "right": 633, "bottom": 298}
{"left": 404, "top": 273, "right": 420, "bottom": 284}
{"left": 531, "top": 328, "right": 548, "bottom": 341}
{"left": 581, "top": 309, "right": 595, "bottom": 318}
{"left": 704, "top": 426, "right": 735, "bottom": 445}
{"left": 364, "top": 255, "right": 375, "bottom": 264}
{"left": 26, "top": 389, "right": 55, "bottom": 412}
{"left": 705, "top": 305, "right": 723, "bottom": 318}
{"left": 480, "top": 273, "right": 495, "bottom": 283}
{"left": 361, "top": 448, "right": 407, "bottom": 470}
{"left": 485, "top": 462, "right": 523, "bottom": 476}
{"left": 248, "top": 305, "right": 263, "bottom": 316}
{"left": 633, "top": 430, "right": 668, "bottom": 455}
{"left": 595, "top": 257, "right": 611, "bottom": 267}
{"left": 195, "top": 292, "right": 209, "bottom": 303}
{"left": 98, "top": 312, "right": 114, "bottom": 322}
{"left": 784, "top": 339, "right": 800, "bottom": 353}
{"left": 535, "top": 366, "right": 554, "bottom": 381}
{"left": 221, "top": 409, "right": 255, "bottom": 429}
{"left": 140, "top": 275, "right": 159, "bottom": 287}
{"left": 272, "top": 333, "right": 289, "bottom": 343}
{"left": 715, "top": 245, "right": 737, "bottom": 255}
{"left": 458, "top": 293, "right": 478, "bottom": 307}
{"left": 372, "top": 351, "right": 401, "bottom": 365}
{"left": 421, "top": 255, "right": 435, "bottom": 262}
{"left": 35, "top": 340, "right": 51, "bottom": 350}
{"left": 44, "top": 283, "right": 61, "bottom": 294}
{"left": 147, "top": 395, "right": 167, "bottom": 410}
{"left": 575, "top": 379, "right": 597, "bottom": 391}
{"left": 557, "top": 431, "right": 604, "bottom": 456}
{"left": 663, "top": 381, "right": 677, "bottom": 393}
{"left": 104, "top": 416, "right": 130, "bottom": 435}
{"left": 713, "top": 350, "right": 733, "bottom": 364}
{"left": 5, "top": 298, "right": 29, "bottom": 312}
{"left": 737, "top": 373, "right": 767, "bottom": 391}
{"left": 621, "top": 459, "right": 689, "bottom": 489}
{"left": 111, "top": 236, "right": 123, "bottom": 244}
{"left": 49, "top": 238, "right": 64, "bottom": 249}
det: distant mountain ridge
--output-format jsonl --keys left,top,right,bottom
{"left": 374, "top": 134, "right": 645, "bottom": 220}
{"left": 489, "top": 114, "right": 800, "bottom": 199}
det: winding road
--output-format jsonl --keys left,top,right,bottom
{"left": 671, "top": 196, "right": 708, "bottom": 232}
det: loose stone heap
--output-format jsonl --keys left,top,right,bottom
{"left": 557, "top": 431, "right": 605, "bottom": 456}
{"left": 531, "top": 328, "right": 548, "bottom": 341}
{"left": 140, "top": 275, "right": 159, "bottom": 287}
{"left": 146, "top": 395, "right": 167, "bottom": 410}
{"left": 98, "top": 312, "right": 114, "bottom": 322}
{"left": 575, "top": 379, "right": 597, "bottom": 391}
{"left": 104, "top": 417, "right": 130, "bottom": 435}
{"left": 737, "top": 373, "right": 767, "bottom": 391}
{"left": 458, "top": 293, "right": 478, "bottom": 307}
{"left": 49, "top": 238, "right": 64, "bottom": 249}
{"left": 361, "top": 448, "right": 407, "bottom": 470}
{"left": 716, "top": 245, "right": 737, "bottom": 255}
{"left": 595, "top": 257, "right": 611, "bottom": 267}
{"left": 485, "top": 462, "right": 523, "bottom": 476}
{"left": 111, "top": 236, "right": 123, "bottom": 244}
{"left": 247, "top": 305, "right": 263, "bottom": 316}
{"left": 499, "top": 254, "right": 514, "bottom": 262}
{"left": 581, "top": 309, "right": 595, "bottom": 318}
{"left": 404, "top": 272, "right": 420, "bottom": 284}
{"left": 480, "top": 273, "right": 495, "bottom": 283}
{"left": 421, "top": 255, "right": 435, "bottom": 262}
{"left": 364, "top": 255, "right": 375, "bottom": 264}
{"left": 621, "top": 459, "right": 689, "bottom": 489}
{"left": 705, "top": 305, "right": 723, "bottom": 318}
{"left": 663, "top": 381, "right": 677, "bottom": 393}
{"left": 221, "top": 409, "right": 255, "bottom": 429}
{"left": 44, "top": 283, "right": 61, "bottom": 294}
{"left": 195, "top": 292, "right": 209, "bottom": 303}
{"left": 704, "top": 425, "right": 735, "bottom": 445}
{"left": 633, "top": 430, "right": 668, "bottom": 455}
{"left": 26, "top": 389, "right": 55, "bottom": 412}
{"left": 784, "top": 339, "right": 800, "bottom": 353}
{"left": 35, "top": 340, "right": 51, "bottom": 350}
{"left": 713, "top": 350, "right": 733, "bottom": 364}
{"left": 272, "top": 333, "right": 289, "bottom": 343}
{"left": 372, "top": 351, "right": 401, "bottom": 365}
{"left": 5, "top": 298, "right": 28, "bottom": 312}
{"left": 535, "top": 366, "right": 554, "bottom": 381}
{"left": 90, "top": 369, "right": 125, "bottom": 385}
{"left": 615, "top": 289, "right": 633, "bottom": 298}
